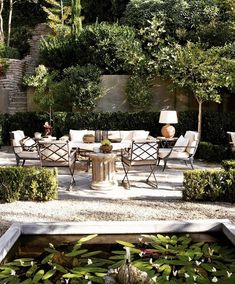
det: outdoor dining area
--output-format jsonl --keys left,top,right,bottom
{"left": 7, "top": 110, "right": 206, "bottom": 197}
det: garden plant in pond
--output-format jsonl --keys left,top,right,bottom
{"left": 0, "top": 234, "right": 235, "bottom": 283}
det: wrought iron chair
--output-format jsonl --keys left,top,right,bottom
{"left": 38, "top": 140, "right": 77, "bottom": 190}
{"left": 10, "top": 130, "right": 39, "bottom": 166}
{"left": 158, "top": 131, "right": 199, "bottom": 171}
{"left": 227, "top": 132, "right": 235, "bottom": 154}
{"left": 121, "top": 141, "right": 159, "bottom": 189}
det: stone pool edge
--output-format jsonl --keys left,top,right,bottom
{"left": 1, "top": 219, "right": 235, "bottom": 262}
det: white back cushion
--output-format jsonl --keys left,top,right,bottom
{"left": 132, "top": 130, "right": 150, "bottom": 141}
{"left": 173, "top": 135, "right": 189, "bottom": 152}
{"left": 69, "top": 129, "right": 87, "bottom": 142}
{"left": 231, "top": 132, "right": 235, "bottom": 145}
{"left": 184, "top": 131, "right": 199, "bottom": 154}
{"left": 120, "top": 131, "right": 133, "bottom": 141}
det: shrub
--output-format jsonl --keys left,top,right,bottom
{"left": 196, "top": 141, "right": 228, "bottom": 162}
{"left": 0, "top": 166, "right": 58, "bottom": 203}
{"left": 40, "top": 22, "right": 145, "bottom": 74}
{"left": 183, "top": 169, "right": 235, "bottom": 202}
{"left": 126, "top": 75, "right": 153, "bottom": 110}
{"left": 221, "top": 160, "right": 235, "bottom": 171}
{"left": 0, "top": 42, "right": 19, "bottom": 59}
{"left": 56, "top": 64, "right": 101, "bottom": 111}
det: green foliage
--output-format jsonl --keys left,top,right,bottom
{"left": 183, "top": 169, "right": 235, "bottom": 202}
{"left": 123, "top": 0, "right": 235, "bottom": 46}
{"left": 196, "top": 142, "right": 228, "bottom": 162}
{"left": 0, "top": 41, "right": 19, "bottom": 59}
{"left": 0, "top": 166, "right": 58, "bottom": 203}
{"left": 40, "top": 22, "right": 145, "bottom": 74}
{"left": 71, "top": 0, "right": 83, "bottom": 40}
{"left": 81, "top": 0, "right": 129, "bottom": 23}
{"left": 126, "top": 75, "right": 153, "bottom": 110}
{"left": 42, "top": 0, "right": 72, "bottom": 33}
{"left": 23, "top": 65, "right": 59, "bottom": 124}
{"left": 1, "top": 233, "right": 235, "bottom": 283}
{"left": 10, "top": 25, "right": 32, "bottom": 58}
{"left": 221, "top": 160, "right": 235, "bottom": 171}
{"left": 56, "top": 64, "right": 101, "bottom": 111}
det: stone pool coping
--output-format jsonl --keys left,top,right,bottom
{"left": 1, "top": 219, "right": 235, "bottom": 262}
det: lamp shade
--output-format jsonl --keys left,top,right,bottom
{"left": 159, "top": 110, "right": 178, "bottom": 124}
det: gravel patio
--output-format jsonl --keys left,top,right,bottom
{"left": 0, "top": 146, "right": 234, "bottom": 237}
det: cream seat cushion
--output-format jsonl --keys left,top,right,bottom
{"left": 69, "top": 129, "right": 87, "bottom": 142}
{"left": 132, "top": 130, "right": 150, "bottom": 141}
{"left": 158, "top": 148, "right": 189, "bottom": 159}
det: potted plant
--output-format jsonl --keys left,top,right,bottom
{"left": 100, "top": 139, "right": 113, "bottom": 153}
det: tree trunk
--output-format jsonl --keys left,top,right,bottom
{"left": 7, "top": 0, "right": 13, "bottom": 47}
{"left": 60, "top": 0, "right": 64, "bottom": 25}
{"left": 197, "top": 98, "right": 203, "bottom": 140}
{"left": 0, "top": 0, "right": 4, "bottom": 42}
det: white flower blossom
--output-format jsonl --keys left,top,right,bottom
{"left": 212, "top": 267, "right": 216, "bottom": 272}
{"left": 151, "top": 275, "right": 157, "bottom": 283}
{"left": 11, "top": 270, "right": 16, "bottom": 276}
{"left": 166, "top": 244, "right": 169, "bottom": 249}
{"left": 195, "top": 260, "right": 201, "bottom": 266}
{"left": 88, "top": 258, "right": 93, "bottom": 265}
{"left": 212, "top": 276, "right": 218, "bottom": 282}
{"left": 184, "top": 273, "right": 190, "bottom": 278}
{"left": 193, "top": 275, "right": 198, "bottom": 281}
{"left": 85, "top": 274, "right": 89, "bottom": 279}
{"left": 139, "top": 251, "right": 144, "bottom": 257}
{"left": 149, "top": 258, "right": 153, "bottom": 264}
{"left": 188, "top": 256, "right": 192, "bottom": 261}
{"left": 173, "top": 270, "right": 178, "bottom": 276}
{"left": 227, "top": 271, "right": 232, "bottom": 278}
{"left": 30, "top": 261, "right": 34, "bottom": 266}
{"left": 166, "top": 275, "right": 169, "bottom": 281}
{"left": 165, "top": 256, "right": 168, "bottom": 259}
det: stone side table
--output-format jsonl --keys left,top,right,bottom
{"left": 90, "top": 152, "right": 118, "bottom": 190}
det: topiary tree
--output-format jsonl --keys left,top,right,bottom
{"left": 156, "top": 42, "right": 226, "bottom": 137}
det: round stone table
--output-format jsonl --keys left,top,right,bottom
{"left": 90, "top": 152, "right": 118, "bottom": 190}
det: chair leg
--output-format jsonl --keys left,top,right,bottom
{"left": 22, "top": 159, "right": 25, "bottom": 166}
{"left": 121, "top": 163, "right": 130, "bottom": 189}
{"left": 162, "top": 160, "right": 167, "bottom": 171}
{"left": 189, "top": 158, "right": 194, "bottom": 169}
{"left": 146, "top": 165, "right": 158, "bottom": 188}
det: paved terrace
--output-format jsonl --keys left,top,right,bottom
{"left": 0, "top": 146, "right": 220, "bottom": 201}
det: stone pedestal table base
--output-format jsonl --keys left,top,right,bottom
{"left": 90, "top": 153, "right": 118, "bottom": 190}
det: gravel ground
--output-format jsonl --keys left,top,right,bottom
{"left": 1, "top": 198, "right": 235, "bottom": 237}
{"left": 0, "top": 146, "right": 234, "bottom": 238}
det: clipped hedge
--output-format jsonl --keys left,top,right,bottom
{"left": 183, "top": 169, "right": 235, "bottom": 202}
{"left": 221, "top": 160, "right": 235, "bottom": 171}
{"left": 196, "top": 141, "right": 229, "bottom": 162}
{"left": 1, "top": 111, "right": 235, "bottom": 148}
{"left": 0, "top": 167, "right": 58, "bottom": 203}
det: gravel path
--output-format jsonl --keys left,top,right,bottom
{"left": 1, "top": 198, "right": 235, "bottom": 237}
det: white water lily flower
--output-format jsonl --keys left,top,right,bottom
{"left": 151, "top": 275, "right": 157, "bottom": 282}
{"left": 212, "top": 267, "right": 216, "bottom": 272}
{"left": 227, "top": 271, "right": 232, "bottom": 278}
{"left": 212, "top": 276, "right": 218, "bottom": 282}
{"left": 184, "top": 273, "right": 190, "bottom": 278}
{"left": 11, "top": 269, "right": 16, "bottom": 276}
{"left": 188, "top": 256, "right": 192, "bottom": 261}
{"left": 88, "top": 258, "right": 93, "bottom": 265}
{"left": 195, "top": 260, "right": 201, "bottom": 266}
{"left": 139, "top": 251, "right": 144, "bottom": 257}
{"left": 173, "top": 270, "right": 178, "bottom": 276}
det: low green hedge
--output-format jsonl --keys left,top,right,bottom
{"left": 0, "top": 167, "right": 58, "bottom": 203}
{"left": 183, "top": 169, "right": 235, "bottom": 202}
{"left": 221, "top": 160, "right": 235, "bottom": 170}
{"left": 196, "top": 142, "right": 229, "bottom": 162}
